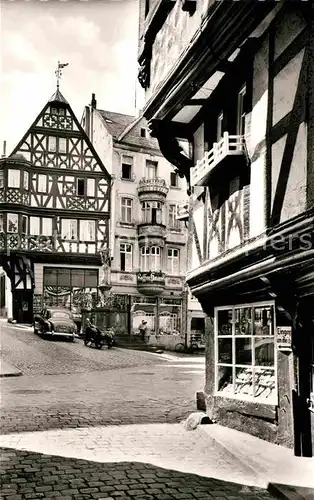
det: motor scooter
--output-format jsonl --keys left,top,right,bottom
{"left": 84, "top": 324, "right": 114, "bottom": 349}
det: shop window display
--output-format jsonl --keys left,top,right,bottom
{"left": 215, "top": 303, "right": 277, "bottom": 404}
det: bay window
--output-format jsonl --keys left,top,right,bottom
{"left": 21, "top": 215, "right": 28, "bottom": 234}
{"left": 61, "top": 219, "right": 78, "bottom": 240}
{"left": 42, "top": 218, "right": 53, "bottom": 236}
{"left": 30, "top": 217, "right": 40, "bottom": 235}
{"left": 215, "top": 303, "right": 277, "bottom": 404}
{"left": 167, "top": 248, "right": 179, "bottom": 275}
{"left": 7, "top": 213, "right": 18, "bottom": 233}
{"left": 79, "top": 220, "right": 95, "bottom": 241}
{"left": 141, "top": 201, "right": 162, "bottom": 224}
{"left": 8, "top": 169, "right": 20, "bottom": 188}
{"left": 30, "top": 217, "right": 53, "bottom": 236}
{"left": 120, "top": 243, "right": 132, "bottom": 271}
{"left": 140, "top": 246, "right": 161, "bottom": 272}
{"left": 23, "top": 172, "right": 29, "bottom": 190}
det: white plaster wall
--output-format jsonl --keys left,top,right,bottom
{"left": 273, "top": 49, "right": 305, "bottom": 126}
{"left": 272, "top": 124, "right": 307, "bottom": 223}
{"left": 91, "top": 111, "right": 113, "bottom": 174}
{"left": 248, "top": 35, "right": 269, "bottom": 238}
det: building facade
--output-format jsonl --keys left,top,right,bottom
{"left": 138, "top": 1, "right": 314, "bottom": 455}
{"left": 0, "top": 89, "right": 111, "bottom": 324}
{"left": 82, "top": 97, "right": 205, "bottom": 343}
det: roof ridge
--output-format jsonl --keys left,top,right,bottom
{"left": 117, "top": 115, "right": 143, "bottom": 142}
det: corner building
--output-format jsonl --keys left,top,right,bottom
{"left": 0, "top": 90, "right": 111, "bottom": 323}
{"left": 82, "top": 97, "right": 206, "bottom": 346}
{"left": 138, "top": 0, "right": 314, "bottom": 455}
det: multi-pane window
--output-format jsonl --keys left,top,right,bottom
{"left": 215, "top": 303, "right": 276, "bottom": 404}
{"left": 44, "top": 267, "right": 98, "bottom": 288}
{"left": 168, "top": 204, "right": 180, "bottom": 229}
{"left": 30, "top": 217, "right": 52, "bottom": 236}
{"left": 77, "top": 178, "right": 85, "bottom": 196}
{"left": 121, "top": 156, "right": 133, "bottom": 180}
{"left": 61, "top": 219, "right": 78, "bottom": 240}
{"left": 140, "top": 246, "right": 161, "bottom": 272}
{"left": 37, "top": 174, "right": 48, "bottom": 193}
{"left": 141, "top": 201, "right": 162, "bottom": 224}
{"left": 167, "top": 248, "right": 179, "bottom": 275}
{"left": 8, "top": 169, "right": 20, "bottom": 188}
{"left": 145, "top": 160, "right": 158, "bottom": 179}
{"left": 170, "top": 172, "right": 178, "bottom": 188}
{"left": 7, "top": 213, "right": 18, "bottom": 233}
{"left": 120, "top": 243, "right": 132, "bottom": 271}
{"left": 87, "top": 178, "right": 95, "bottom": 197}
{"left": 48, "top": 136, "right": 57, "bottom": 152}
{"left": 79, "top": 220, "right": 95, "bottom": 241}
{"left": 121, "top": 197, "right": 133, "bottom": 223}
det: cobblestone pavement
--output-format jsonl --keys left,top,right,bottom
{"left": 0, "top": 446, "right": 275, "bottom": 500}
{"left": 0, "top": 323, "right": 205, "bottom": 434}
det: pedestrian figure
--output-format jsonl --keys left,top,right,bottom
{"left": 139, "top": 320, "right": 148, "bottom": 341}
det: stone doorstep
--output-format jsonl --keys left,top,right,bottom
{"left": 268, "top": 483, "right": 314, "bottom": 500}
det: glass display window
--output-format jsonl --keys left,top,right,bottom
{"left": 215, "top": 302, "right": 277, "bottom": 404}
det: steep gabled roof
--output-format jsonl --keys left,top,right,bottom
{"left": 48, "top": 88, "right": 69, "bottom": 105}
{"left": 98, "top": 110, "right": 135, "bottom": 140}
{"left": 97, "top": 109, "right": 159, "bottom": 151}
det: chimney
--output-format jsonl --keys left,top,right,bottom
{"left": 91, "top": 93, "right": 97, "bottom": 109}
{"left": 2, "top": 140, "right": 6, "bottom": 158}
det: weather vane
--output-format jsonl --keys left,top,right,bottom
{"left": 55, "top": 61, "right": 69, "bottom": 89}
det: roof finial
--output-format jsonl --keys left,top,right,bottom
{"left": 55, "top": 61, "right": 69, "bottom": 89}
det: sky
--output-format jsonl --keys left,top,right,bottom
{"left": 0, "top": 0, "right": 141, "bottom": 155}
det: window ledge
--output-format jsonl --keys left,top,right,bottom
{"left": 214, "top": 393, "right": 277, "bottom": 419}
{"left": 120, "top": 177, "right": 135, "bottom": 182}
{"left": 169, "top": 186, "right": 181, "bottom": 190}
{"left": 119, "top": 221, "right": 136, "bottom": 228}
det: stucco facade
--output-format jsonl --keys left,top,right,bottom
{"left": 82, "top": 98, "right": 205, "bottom": 344}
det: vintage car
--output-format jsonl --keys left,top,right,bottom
{"left": 33, "top": 307, "right": 78, "bottom": 341}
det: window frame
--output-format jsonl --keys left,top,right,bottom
{"left": 61, "top": 219, "right": 78, "bottom": 240}
{"left": 170, "top": 171, "right": 179, "bottom": 188}
{"left": 7, "top": 213, "right": 19, "bottom": 233}
{"left": 167, "top": 248, "right": 180, "bottom": 275}
{"left": 37, "top": 174, "right": 48, "bottom": 193}
{"left": 168, "top": 204, "right": 180, "bottom": 229}
{"left": 140, "top": 245, "right": 161, "bottom": 272}
{"left": 120, "top": 197, "right": 133, "bottom": 224}
{"left": 119, "top": 242, "right": 133, "bottom": 272}
{"left": 7, "top": 169, "right": 21, "bottom": 189}
{"left": 121, "top": 155, "right": 133, "bottom": 180}
{"left": 214, "top": 301, "right": 277, "bottom": 405}
{"left": 76, "top": 178, "right": 86, "bottom": 197}
{"left": 217, "top": 112, "right": 224, "bottom": 142}
{"left": 145, "top": 160, "right": 158, "bottom": 179}
{"left": 79, "top": 220, "right": 96, "bottom": 242}
{"left": 237, "top": 85, "right": 247, "bottom": 136}
{"left": 48, "top": 136, "right": 57, "bottom": 152}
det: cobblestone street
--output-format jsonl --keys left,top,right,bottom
{"left": 0, "top": 322, "right": 205, "bottom": 434}
{"left": 0, "top": 447, "right": 275, "bottom": 500}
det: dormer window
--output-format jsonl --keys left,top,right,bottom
{"left": 140, "top": 128, "right": 147, "bottom": 138}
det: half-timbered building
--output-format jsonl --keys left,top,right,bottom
{"left": 138, "top": 0, "right": 314, "bottom": 455}
{"left": 0, "top": 89, "right": 111, "bottom": 324}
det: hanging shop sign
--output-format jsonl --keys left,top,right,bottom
{"left": 277, "top": 326, "right": 292, "bottom": 352}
